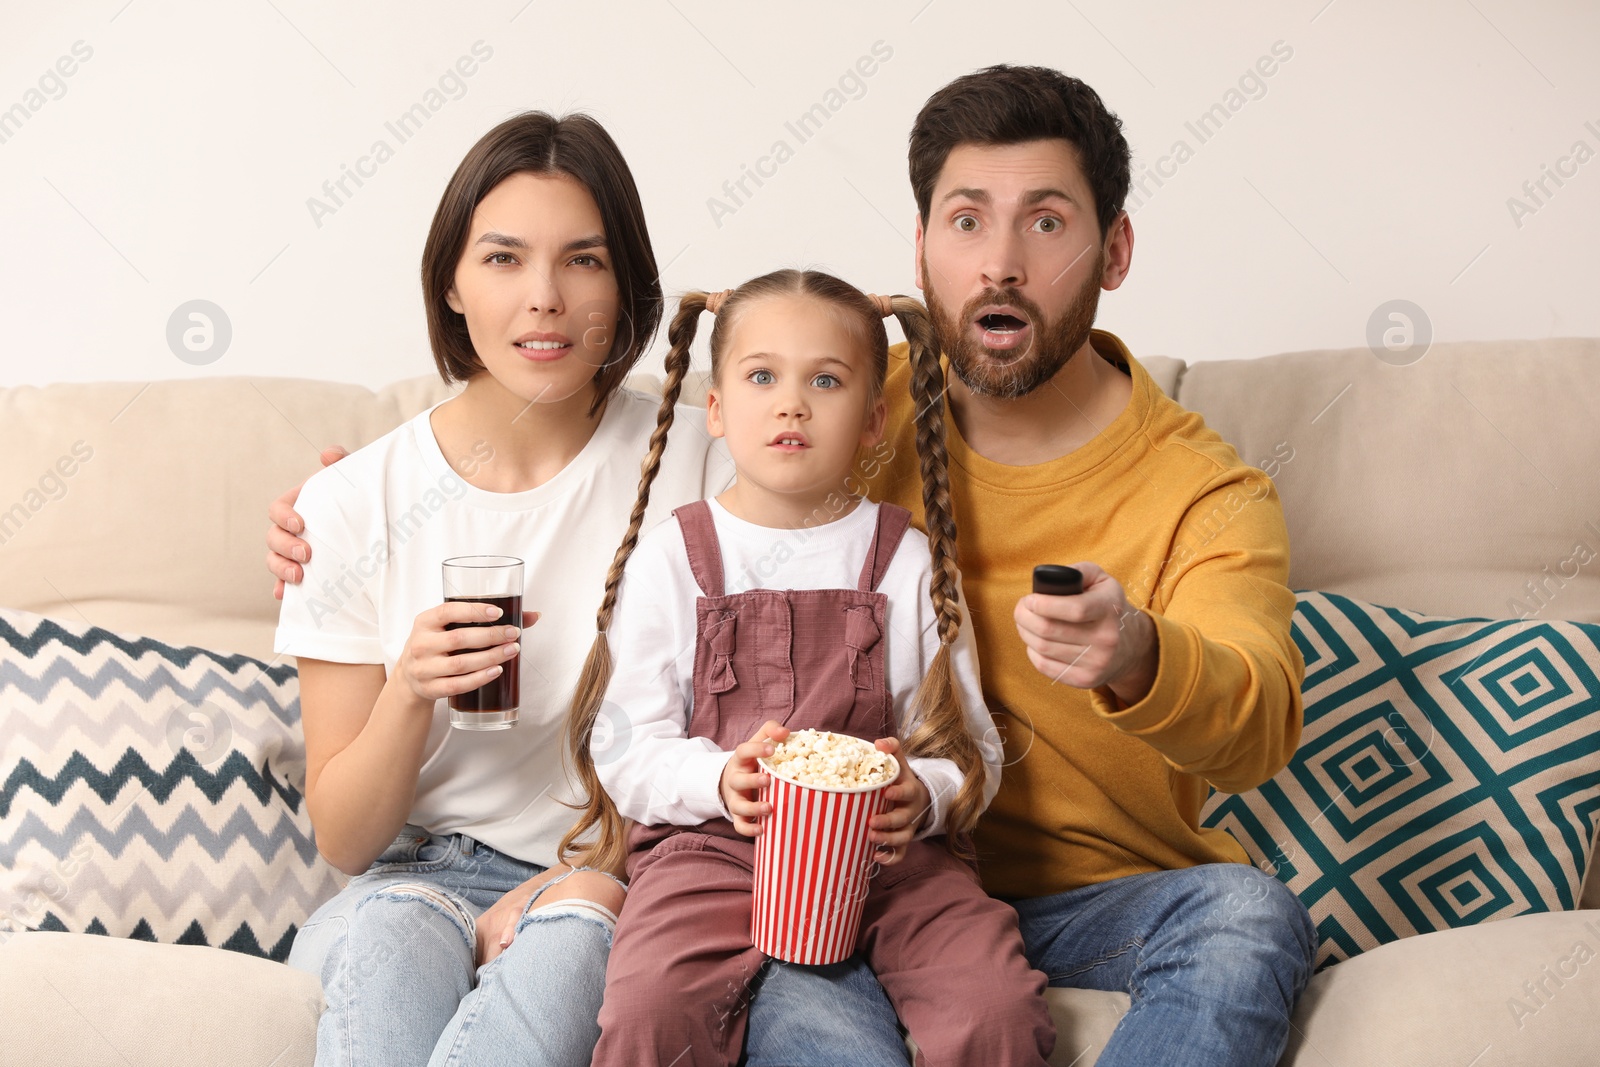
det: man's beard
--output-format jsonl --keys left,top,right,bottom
{"left": 923, "top": 250, "right": 1104, "bottom": 400}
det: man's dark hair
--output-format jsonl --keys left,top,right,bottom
{"left": 909, "top": 65, "right": 1131, "bottom": 238}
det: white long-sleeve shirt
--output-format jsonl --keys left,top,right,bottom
{"left": 596, "top": 496, "right": 1001, "bottom": 839}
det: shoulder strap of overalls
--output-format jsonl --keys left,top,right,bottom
{"left": 856, "top": 503, "right": 914, "bottom": 593}
{"left": 672, "top": 501, "right": 726, "bottom": 597}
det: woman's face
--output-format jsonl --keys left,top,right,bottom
{"left": 445, "top": 172, "right": 621, "bottom": 407}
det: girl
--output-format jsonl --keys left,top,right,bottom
{"left": 563, "top": 270, "right": 1057, "bottom": 1065}
{"left": 273, "top": 112, "right": 723, "bottom": 1067}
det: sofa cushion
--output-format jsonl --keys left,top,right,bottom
{"left": 1279, "top": 910, "right": 1600, "bottom": 1067}
{"left": 1172, "top": 337, "right": 1600, "bottom": 624}
{"left": 0, "top": 375, "right": 460, "bottom": 662}
{"left": 1202, "top": 592, "right": 1600, "bottom": 967}
{"left": 0, "top": 608, "right": 344, "bottom": 960}
{"left": 0, "top": 931, "right": 321, "bottom": 1066}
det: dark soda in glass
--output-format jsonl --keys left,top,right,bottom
{"left": 445, "top": 593, "right": 521, "bottom": 714}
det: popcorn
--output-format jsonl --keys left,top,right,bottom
{"left": 763, "top": 729, "right": 896, "bottom": 790}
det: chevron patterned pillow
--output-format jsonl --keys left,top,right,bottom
{"left": 0, "top": 608, "right": 345, "bottom": 961}
{"left": 1202, "top": 592, "right": 1600, "bottom": 968}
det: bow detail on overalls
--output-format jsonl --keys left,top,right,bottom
{"left": 705, "top": 609, "right": 739, "bottom": 694}
{"left": 843, "top": 604, "right": 882, "bottom": 691}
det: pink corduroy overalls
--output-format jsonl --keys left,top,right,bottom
{"left": 591, "top": 500, "right": 1054, "bottom": 1067}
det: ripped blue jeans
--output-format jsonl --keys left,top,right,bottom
{"left": 287, "top": 825, "right": 622, "bottom": 1067}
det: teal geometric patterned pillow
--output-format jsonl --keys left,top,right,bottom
{"left": 0, "top": 608, "right": 345, "bottom": 960}
{"left": 1202, "top": 591, "right": 1600, "bottom": 968}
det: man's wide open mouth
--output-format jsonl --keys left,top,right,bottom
{"left": 977, "top": 311, "right": 1029, "bottom": 333}
{"left": 972, "top": 308, "right": 1033, "bottom": 353}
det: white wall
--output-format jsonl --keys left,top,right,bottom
{"left": 1, "top": 0, "right": 1595, "bottom": 389}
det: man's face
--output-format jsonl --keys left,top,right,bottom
{"left": 915, "top": 139, "right": 1122, "bottom": 399}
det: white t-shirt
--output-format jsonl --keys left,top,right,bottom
{"left": 597, "top": 497, "right": 1001, "bottom": 839}
{"left": 275, "top": 389, "right": 734, "bottom": 866}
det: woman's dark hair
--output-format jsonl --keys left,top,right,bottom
{"left": 420, "top": 112, "right": 662, "bottom": 415}
{"left": 908, "top": 65, "right": 1131, "bottom": 238}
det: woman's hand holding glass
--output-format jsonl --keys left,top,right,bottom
{"left": 391, "top": 602, "right": 539, "bottom": 710}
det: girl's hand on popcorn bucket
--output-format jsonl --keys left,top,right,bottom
{"left": 867, "top": 737, "right": 928, "bottom": 865}
{"left": 721, "top": 719, "right": 790, "bottom": 837}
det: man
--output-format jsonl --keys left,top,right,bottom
{"left": 269, "top": 66, "right": 1314, "bottom": 1066}
{"left": 866, "top": 65, "right": 1315, "bottom": 1066}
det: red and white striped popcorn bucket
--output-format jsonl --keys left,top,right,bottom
{"left": 751, "top": 750, "right": 900, "bottom": 965}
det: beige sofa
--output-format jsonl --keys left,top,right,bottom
{"left": 2, "top": 337, "right": 1598, "bottom": 1066}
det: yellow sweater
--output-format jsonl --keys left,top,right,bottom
{"left": 866, "top": 330, "right": 1304, "bottom": 899}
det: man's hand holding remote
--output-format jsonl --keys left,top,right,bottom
{"left": 1015, "top": 562, "right": 1158, "bottom": 705}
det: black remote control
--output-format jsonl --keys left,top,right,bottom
{"left": 1033, "top": 565, "right": 1083, "bottom": 596}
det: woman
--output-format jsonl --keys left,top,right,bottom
{"left": 274, "top": 111, "right": 716, "bottom": 1067}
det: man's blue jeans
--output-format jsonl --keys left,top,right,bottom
{"left": 771, "top": 862, "right": 1317, "bottom": 1067}
{"left": 1011, "top": 863, "right": 1318, "bottom": 1066}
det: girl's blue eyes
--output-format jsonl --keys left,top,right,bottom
{"left": 746, "top": 371, "right": 842, "bottom": 388}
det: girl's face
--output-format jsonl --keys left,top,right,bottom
{"left": 706, "top": 293, "right": 887, "bottom": 509}
{"left": 445, "top": 172, "right": 620, "bottom": 407}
